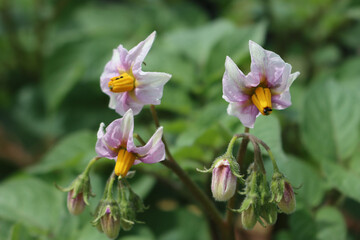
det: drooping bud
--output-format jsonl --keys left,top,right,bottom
{"left": 270, "top": 171, "right": 285, "bottom": 203}
{"left": 56, "top": 172, "right": 95, "bottom": 215}
{"left": 197, "top": 135, "right": 243, "bottom": 202}
{"left": 277, "top": 181, "right": 296, "bottom": 214}
{"left": 211, "top": 158, "right": 237, "bottom": 201}
{"left": 241, "top": 205, "right": 257, "bottom": 230}
{"left": 67, "top": 190, "right": 86, "bottom": 215}
{"left": 92, "top": 199, "right": 121, "bottom": 239}
{"left": 129, "top": 190, "right": 148, "bottom": 213}
{"left": 260, "top": 203, "right": 278, "bottom": 225}
{"left": 101, "top": 205, "right": 121, "bottom": 239}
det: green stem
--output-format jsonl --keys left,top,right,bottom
{"left": 150, "top": 105, "right": 175, "bottom": 162}
{"left": 83, "top": 156, "right": 101, "bottom": 175}
{"left": 226, "top": 127, "right": 249, "bottom": 240}
{"left": 106, "top": 172, "right": 116, "bottom": 199}
{"left": 254, "top": 137, "right": 280, "bottom": 172}
{"left": 225, "top": 135, "right": 238, "bottom": 156}
{"left": 247, "top": 137, "right": 266, "bottom": 174}
{"left": 161, "top": 159, "right": 227, "bottom": 238}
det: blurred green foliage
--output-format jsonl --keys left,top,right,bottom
{"left": 0, "top": 0, "right": 360, "bottom": 239}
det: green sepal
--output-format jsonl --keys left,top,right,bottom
{"left": 56, "top": 173, "right": 95, "bottom": 205}
{"left": 270, "top": 171, "right": 286, "bottom": 203}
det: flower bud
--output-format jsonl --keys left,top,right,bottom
{"left": 56, "top": 172, "right": 95, "bottom": 215}
{"left": 260, "top": 203, "right": 278, "bottom": 225}
{"left": 129, "top": 190, "right": 148, "bottom": 213}
{"left": 277, "top": 181, "right": 296, "bottom": 214}
{"left": 211, "top": 158, "right": 237, "bottom": 201}
{"left": 241, "top": 205, "right": 257, "bottom": 230}
{"left": 120, "top": 201, "right": 136, "bottom": 231}
{"left": 92, "top": 199, "right": 121, "bottom": 239}
{"left": 67, "top": 190, "right": 86, "bottom": 215}
{"left": 101, "top": 206, "right": 121, "bottom": 239}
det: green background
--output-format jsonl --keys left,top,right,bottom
{"left": 0, "top": 0, "right": 360, "bottom": 239}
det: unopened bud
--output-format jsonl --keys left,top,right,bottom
{"left": 277, "top": 181, "right": 296, "bottom": 214}
{"left": 211, "top": 158, "right": 237, "bottom": 201}
{"left": 101, "top": 206, "right": 121, "bottom": 239}
{"left": 120, "top": 201, "right": 136, "bottom": 231}
{"left": 241, "top": 205, "right": 257, "bottom": 230}
{"left": 129, "top": 190, "right": 148, "bottom": 213}
{"left": 67, "top": 190, "right": 86, "bottom": 215}
{"left": 260, "top": 203, "right": 278, "bottom": 225}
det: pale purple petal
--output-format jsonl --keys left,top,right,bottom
{"left": 130, "top": 127, "right": 165, "bottom": 164}
{"left": 272, "top": 65, "right": 299, "bottom": 95}
{"left": 222, "top": 56, "right": 254, "bottom": 103}
{"left": 249, "top": 40, "right": 267, "bottom": 78}
{"left": 272, "top": 90, "right": 292, "bottom": 110}
{"left": 249, "top": 40, "right": 286, "bottom": 87}
{"left": 227, "top": 102, "right": 260, "bottom": 128}
{"left": 114, "top": 92, "right": 144, "bottom": 116}
{"left": 119, "top": 109, "right": 134, "bottom": 145}
{"left": 95, "top": 122, "right": 118, "bottom": 159}
{"left": 126, "top": 31, "right": 156, "bottom": 68}
{"left": 95, "top": 110, "right": 135, "bottom": 159}
{"left": 132, "top": 71, "right": 171, "bottom": 105}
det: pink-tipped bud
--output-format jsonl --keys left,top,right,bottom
{"left": 211, "top": 158, "right": 237, "bottom": 201}
{"left": 67, "top": 190, "right": 86, "bottom": 215}
{"left": 278, "top": 181, "right": 296, "bottom": 214}
{"left": 101, "top": 206, "right": 121, "bottom": 239}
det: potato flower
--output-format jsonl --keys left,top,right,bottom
{"left": 100, "top": 31, "right": 171, "bottom": 116}
{"left": 222, "top": 41, "right": 300, "bottom": 128}
{"left": 95, "top": 109, "right": 165, "bottom": 177}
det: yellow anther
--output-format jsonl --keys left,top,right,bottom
{"left": 251, "top": 87, "right": 272, "bottom": 115}
{"left": 114, "top": 148, "right": 137, "bottom": 177}
{"left": 108, "top": 73, "right": 135, "bottom": 92}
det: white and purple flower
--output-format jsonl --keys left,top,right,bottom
{"left": 100, "top": 31, "right": 171, "bottom": 116}
{"left": 222, "top": 41, "right": 300, "bottom": 128}
{"left": 95, "top": 109, "right": 165, "bottom": 177}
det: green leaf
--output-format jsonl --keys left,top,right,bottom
{"left": 322, "top": 162, "right": 360, "bottom": 202}
{"left": 315, "top": 206, "right": 346, "bottom": 240}
{"left": 301, "top": 79, "right": 360, "bottom": 162}
{"left": 158, "top": 208, "right": 210, "bottom": 240}
{"left": 28, "top": 130, "right": 96, "bottom": 174}
{"left": 8, "top": 223, "right": 35, "bottom": 240}
{"left": 289, "top": 210, "right": 316, "bottom": 240}
{"left": 0, "top": 176, "right": 63, "bottom": 232}
{"left": 205, "top": 22, "right": 267, "bottom": 83}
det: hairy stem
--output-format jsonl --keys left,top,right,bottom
{"left": 226, "top": 127, "right": 249, "bottom": 239}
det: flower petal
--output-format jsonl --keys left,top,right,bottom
{"left": 114, "top": 92, "right": 144, "bottom": 116}
{"left": 227, "top": 102, "right": 260, "bottom": 128}
{"left": 126, "top": 31, "right": 156, "bottom": 68}
{"left": 223, "top": 56, "right": 254, "bottom": 103}
{"left": 95, "top": 122, "right": 118, "bottom": 159}
{"left": 133, "top": 71, "right": 171, "bottom": 105}
{"left": 130, "top": 127, "right": 165, "bottom": 164}
{"left": 249, "top": 40, "right": 267, "bottom": 77}
{"left": 120, "top": 109, "right": 134, "bottom": 145}
{"left": 272, "top": 90, "right": 292, "bottom": 110}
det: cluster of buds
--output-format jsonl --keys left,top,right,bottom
{"left": 235, "top": 147, "right": 296, "bottom": 229}
{"left": 92, "top": 174, "right": 147, "bottom": 239}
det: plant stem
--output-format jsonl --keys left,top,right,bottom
{"left": 83, "top": 156, "right": 101, "bottom": 175}
{"left": 161, "top": 159, "right": 227, "bottom": 238}
{"left": 148, "top": 105, "right": 228, "bottom": 239}
{"left": 150, "top": 105, "right": 175, "bottom": 162}
{"left": 254, "top": 137, "right": 279, "bottom": 172}
{"left": 226, "top": 127, "right": 249, "bottom": 239}
{"left": 106, "top": 171, "right": 116, "bottom": 199}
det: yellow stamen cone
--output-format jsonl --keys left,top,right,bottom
{"left": 251, "top": 87, "right": 272, "bottom": 115}
{"left": 114, "top": 149, "right": 136, "bottom": 177}
{"left": 108, "top": 73, "right": 135, "bottom": 92}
